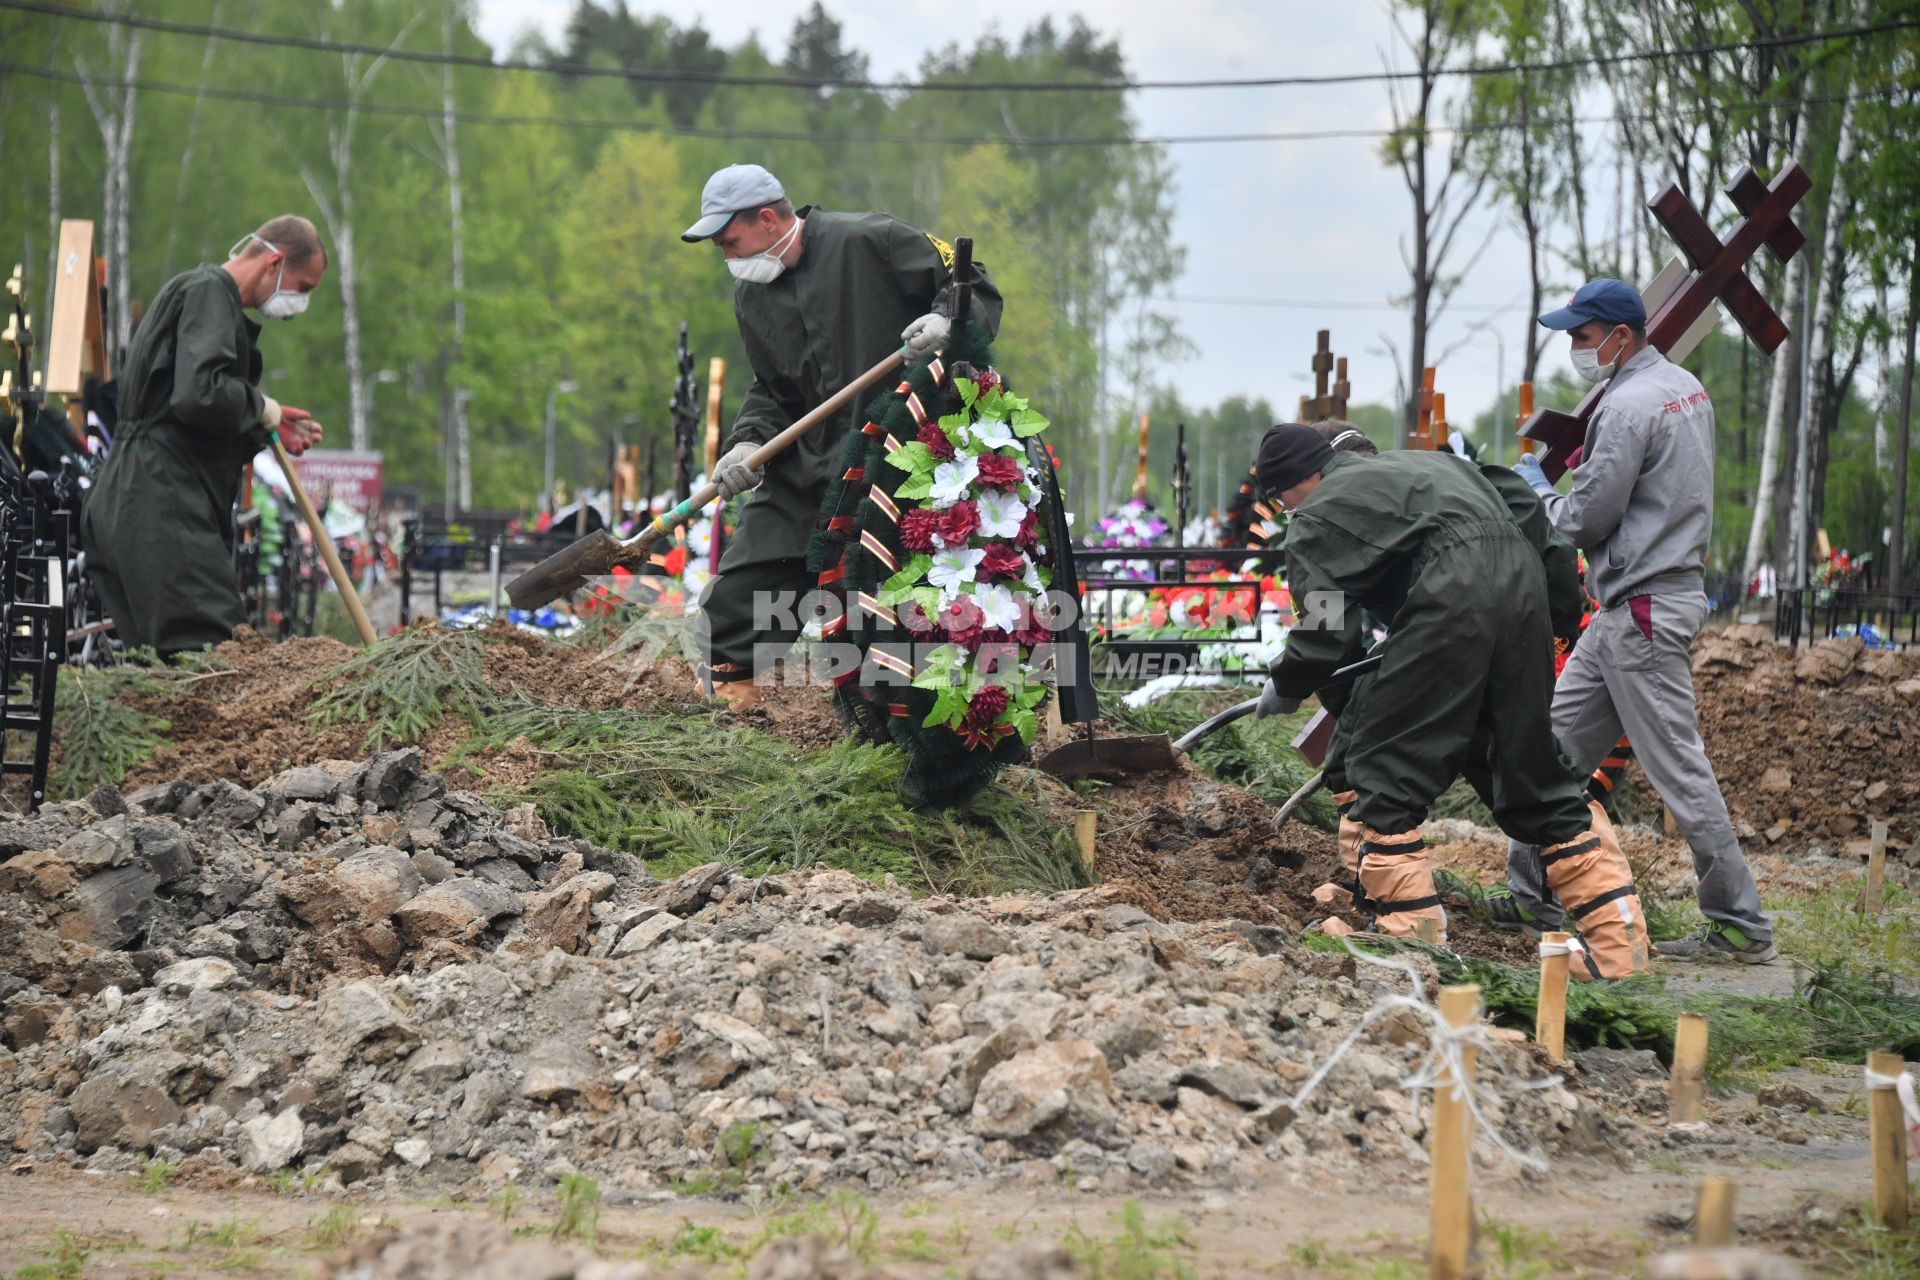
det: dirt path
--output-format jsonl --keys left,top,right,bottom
{"left": 0, "top": 1135, "right": 1877, "bottom": 1279}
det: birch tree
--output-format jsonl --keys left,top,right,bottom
{"left": 72, "top": 0, "right": 142, "bottom": 360}
{"left": 277, "top": 10, "right": 422, "bottom": 453}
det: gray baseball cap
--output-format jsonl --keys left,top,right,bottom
{"left": 681, "top": 164, "right": 786, "bottom": 242}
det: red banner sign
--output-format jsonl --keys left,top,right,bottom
{"left": 291, "top": 449, "right": 384, "bottom": 509}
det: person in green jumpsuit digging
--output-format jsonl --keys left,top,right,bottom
{"left": 1253, "top": 424, "right": 1647, "bottom": 979}
{"left": 680, "top": 164, "right": 1002, "bottom": 709}
{"left": 82, "top": 216, "right": 328, "bottom": 660}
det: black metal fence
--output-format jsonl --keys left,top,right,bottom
{"left": 1773, "top": 585, "right": 1920, "bottom": 649}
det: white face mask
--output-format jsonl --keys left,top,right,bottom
{"left": 230, "top": 233, "right": 310, "bottom": 319}
{"left": 1570, "top": 327, "right": 1627, "bottom": 384}
{"left": 726, "top": 220, "right": 799, "bottom": 284}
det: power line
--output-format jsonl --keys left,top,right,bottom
{"left": 1168, "top": 295, "right": 1515, "bottom": 313}
{"left": 1, "top": 0, "right": 1911, "bottom": 95}
{"left": 0, "top": 61, "right": 1898, "bottom": 149}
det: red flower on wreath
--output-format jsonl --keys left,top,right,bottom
{"left": 942, "top": 596, "right": 986, "bottom": 648}
{"left": 1015, "top": 508, "right": 1040, "bottom": 550}
{"left": 900, "top": 507, "right": 942, "bottom": 553}
{"left": 917, "top": 419, "right": 954, "bottom": 460}
{"left": 965, "top": 683, "right": 1009, "bottom": 728}
{"left": 978, "top": 543, "right": 1025, "bottom": 580}
{"left": 976, "top": 453, "right": 1022, "bottom": 490}
{"left": 942, "top": 500, "right": 981, "bottom": 545}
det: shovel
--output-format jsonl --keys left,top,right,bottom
{"left": 507, "top": 349, "right": 907, "bottom": 611}
{"left": 1035, "top": 653, "right": 1382, "bottom": 781}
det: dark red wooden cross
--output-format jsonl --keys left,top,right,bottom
{"left": 1519, "top": 161, "right": 1811, "bottom": 479}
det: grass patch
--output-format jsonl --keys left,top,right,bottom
{"left": 482, "top": 702, "right": 1086, "bottom": 897}
{"left": 1060, "top": 1200, "right": 1197, "bottom": 1279}
{"left": 548, "top": 1172, "right": 601, "bottom": 1246}
{"left": 7, "top": 1229, "right": 92, "bottom": 1279}
{"left": 136, "top": 1156, "right": 180, "bottom": 1196}
{"left": 1104, "top": 688, "right": 1337, "bottom": 833}
{"left": 1776, "top": 881, "right": 1918, "bottom": 980}
{"left": 305, "top": 1205, "right": 359, "bottom": 1251}
{"left": 307, "top": 625, "right": 491, "bottom": 750}
{"left": 1808, "top": 1206, "right": 1920, "bottom": 1279}
{"left": 1302, "top": 932, "right": 1920, "bottom": 1083}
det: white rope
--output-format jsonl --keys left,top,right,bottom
{"left": 1282, "top": 942, "right": 1560, "bottom": 1172}
{"left": 1537, "top": 936, "right": 1586, "bottom": 960}
{"left": 1863, "top": 1063, "right": 1920, "bottom": 1159}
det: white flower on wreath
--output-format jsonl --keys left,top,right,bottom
{"left": 967, "top": 418, "right": 1015, "bottom": 450}
{"left": 974, "top": 582, "right": 1021, "bottom": 633}
{"left": 929, "top": 546, "right": 986, "bottom": 598}
{"left": 929, "top": 455, "right": 980, "bottom": 509}
{"left": 1020, "top": 556, "right": 1045, "bottom": 596}
{"left": 976, "top": 489, "right": 1027, "bottom": 539}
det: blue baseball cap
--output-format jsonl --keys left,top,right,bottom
{"left": 1538, "top": 278, "right": 1646, "bottom": 331}
{"left": 682, "top": 164, "right": 786, "bottom": 242}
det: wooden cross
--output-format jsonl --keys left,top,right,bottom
{"left": 1520, "top": 162, "right": 1811, "bottom": 479}
{"left": 1411, "top": 367, "right": 1440, "bottom": 449}
{"left": 1301, "top": 329, "right": 1352, "bottom": 421}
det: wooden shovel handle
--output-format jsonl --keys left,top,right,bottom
{"left": 611, "top": 348, "right": 907, "bottom": 564}
{"left": 271, "top": 435, "right": 378, "bottom": 646}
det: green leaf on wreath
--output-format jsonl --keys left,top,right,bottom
{"left": 925, "top": 685, "right": 970, "bottom": 729}
{"left": 1011, "top": 708, "right": 1039, "bottom": 742}
{"left": 887, "top": 441, "right": 937, "bottom": 475}
{"left": 909, "top": 586, "right": 941, "bottom": 618}
{"left": 878, "top": 554, "right": 933, "bottom": 605}
{"left": 896, "top": 472, "right": 935, "bottom": 501}
{"left": 1011, "top": 407, "right": 1049, "bottom": 437}
{"left": 957, "top": 378, "right": 979, "bottom": 409}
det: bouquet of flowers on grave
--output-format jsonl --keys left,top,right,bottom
{"left": 806, "top": 324, "right": 1062, "bottom": 808}
{"left": 1086, "top": 499, "right": 1169, "bottom": 581}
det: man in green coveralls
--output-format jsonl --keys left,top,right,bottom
{"left": 82, "top": 216, "right": 327, "bottom": 659}
{"left": 681, "top": 164, "right": 1002, "bottom": 708}
{"left": 1252, "top": 424, "right": 1647, "bottom": 978}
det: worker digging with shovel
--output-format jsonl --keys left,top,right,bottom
{"left": 1252, "top": 424, "right": 1649, "bottom": 980}
{"left": 680, "top": 164, "right": 1002, "bottom": 709}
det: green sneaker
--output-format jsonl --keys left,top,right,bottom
{"left": 1484, "top": 886, "right": 1552, "bottom": 939}
{"left": 1654, "top": 922, "right": 1778, "bottom": 964}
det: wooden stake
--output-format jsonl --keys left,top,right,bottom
{"left": 1516, "top": 383, "right": 1535, "bottom": 455}
{"left": 1670, "top": 1013, "right": 1709, "bottom": 1126}
{"left": 1864, "top": 819, "right": 1890, "bottom": 917}
{"left": 1694, "top": 1176, "right": 1735, "bottom": 1247}
{"left": 1413, "top": 917, "right": 1441, "bottom": 945}
{"left": 1867, "top": 1049, "right": 1911, "bottom": 1231}
{"left": 1429, "top": 984, "right": 1480, "bottom": 1280}
{"left": 1536, "top": 932, "right": 1571, "bottom": 1062}
{"left": 1073, "top": 810, "right": 1097, "bottom": 879}
{"left": 703, "top": 357, "right": 727, "bottom": 475}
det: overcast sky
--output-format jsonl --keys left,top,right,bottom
{"left": 475, "top": 0, "right": 1560, "bottom": 449}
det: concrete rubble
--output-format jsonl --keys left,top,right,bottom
{"left": 2, "top": 750, "right": 1636, "bottom": 1199}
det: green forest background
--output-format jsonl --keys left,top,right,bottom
{"left": 0, "top": 0, "right": 1914, "bottom": 587}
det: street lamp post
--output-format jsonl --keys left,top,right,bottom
{"left": 361, "top": 368, "right": 397, "bottom": 450}
{"left": 544, "top": 379, "right": 578, "bottom": 514}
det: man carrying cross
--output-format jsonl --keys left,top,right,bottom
{"left": 1509, "top": 279, "right": 1774, "bottom": 963}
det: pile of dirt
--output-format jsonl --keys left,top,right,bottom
{"left": 1688, "top": 626, "right": 1917, "bottom": 860}
{"left": 88, "top": 625, "right": 1357, "bottom": 937}
{"left": 0, "top": 757, "right": 1636, "bottom": 1198}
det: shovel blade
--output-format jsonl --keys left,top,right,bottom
{"left": 506, "top": 530, "right": 626, "bottom": 610}
{"left": 1035, "top": 733, "right": 1178, "bottom": 781}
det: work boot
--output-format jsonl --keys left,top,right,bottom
{"left": 1540, "top": 802, "right": 1649, "bottom": 980}
{"left": 1354, "top": 824, "right": 1446, "bottom": 942}
{"left": 1655, "top": 922, "right": 1778, "bottom": 965}
{"left": 1484, "top": 885, "right": 1547, "bottom": 939}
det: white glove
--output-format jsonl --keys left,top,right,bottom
{"left": 900, "top": 313, "right": 950, "bottom": 365}
{"left": 1255, "top": 678, "right": 1301, "bottom": 720}
{"left": 713, "top": 441, "right": 765, "bottom": 501}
